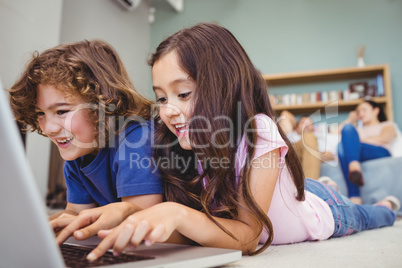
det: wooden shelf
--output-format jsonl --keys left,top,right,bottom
{"left": 263, "top": 64, "right": 388, "bottom": 86}
{"left": 263, "top": 64, "right": 393, "bottom": 121}
{"left": 273, "top": 97, "right": 387, "bottom": 114}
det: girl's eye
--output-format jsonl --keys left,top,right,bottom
{"left": 178, "top": 92, "right": 191, "bottom": 99}
{"left": 156, "top": 97, "right": 167, "bottom": 104}
{"left": 36, "top": 111, "right": 45, "bottom": 117}
{"left": 56, "top": 110, "right": 70, "bottom": 116}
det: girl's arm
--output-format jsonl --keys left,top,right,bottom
{"left": 122, "top": 194, "right": 162, "bottom": 209}
{"left": 87, "top": 149, "right": 280, "bottom": 260}
{"left": 361, "top": 124, "right": 396, "bottom": 146}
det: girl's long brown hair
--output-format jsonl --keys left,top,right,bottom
{"left": 9, "top": 39, "right": 152, "bottom": 146}
{"left": 149, "top": 23, "right": 305, "bottom": 255}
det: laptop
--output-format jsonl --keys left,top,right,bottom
{"left": 0, "top": 81, "right": 242, "bottom": 268}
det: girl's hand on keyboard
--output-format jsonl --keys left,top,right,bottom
{"left": 87, "top": 202, "right": 184, "bottom": 261}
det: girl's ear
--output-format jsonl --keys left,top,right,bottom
{"left": 373, "top": 107, "right": 380, "bottom": 117}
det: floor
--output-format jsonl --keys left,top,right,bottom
{"left": 224, "top": 217, "right": 402, "bottom": 268}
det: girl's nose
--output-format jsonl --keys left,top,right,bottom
{"left": 163, "top": 103, "right": 181, "bottom": 117}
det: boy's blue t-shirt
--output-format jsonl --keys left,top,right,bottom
{"left": 64, "top": 121, "right": 162, "bottom": 206}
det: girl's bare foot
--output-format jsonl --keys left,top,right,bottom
{"left": 318, "top": 176, "right": 339, "bottom": 192}
{"left": 375, "top": 196, "right": 401, "bottom": 211}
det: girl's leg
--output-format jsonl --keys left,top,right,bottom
{"left": 306, "top": 179, "right": 396, "bottom": 237}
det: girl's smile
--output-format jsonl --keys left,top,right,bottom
{"left": 35, "top": 84, "right": 98, "bottom": 160}
{"left": 173, "top": 123, "right": 189, "bottom": 138}
{"left": 152, "top": 51, "right": 195, "bottom": 150}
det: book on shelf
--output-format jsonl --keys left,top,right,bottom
{"left": 376, "top": 74, "right": 385, "bottom": 96}
{"left": 271, "top": 75, "right": 385, "bottom": 106}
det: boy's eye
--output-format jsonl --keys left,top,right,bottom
{"left": 178, "top": 92, "right": 191, "bottom": 99}
{"left": 56, "top": 110, "right": 70, "bottom": 115}
{"left": 156, "top": 97, "right": 167, "bottom": 104}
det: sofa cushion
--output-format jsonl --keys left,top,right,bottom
{"left": 320, "top": 157, "right": 402, "bottom": 215}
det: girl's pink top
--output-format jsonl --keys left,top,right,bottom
{"left": 235, "top": 114, "right": 334, "bottom": 244}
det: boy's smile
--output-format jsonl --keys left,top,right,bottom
{"left": 35, "top": 84, "right": 98, "bottom": 161}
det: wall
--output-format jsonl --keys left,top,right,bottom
{"left": 61, "top": 0, "right": 153, "bottom": 98}
{"left": 0, "top": 0, "right": 63, "bottom": 200}
{"left": 150, "top": 0, "right": 402, "bottom": 128}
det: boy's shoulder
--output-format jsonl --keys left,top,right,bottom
{"left": 121, "top": 119, "right": 153, "bottom": 135}
{"left": 115, "top": 119, "right": 154, "bottom": 147}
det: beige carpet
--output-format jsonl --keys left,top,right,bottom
{"left": 225, "top": 217, "right": 402, "bottom": 268}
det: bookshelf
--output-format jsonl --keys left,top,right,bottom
{"left": 263, "top": 64, "right": 394, "bottom": 121}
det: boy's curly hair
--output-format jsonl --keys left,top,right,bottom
{"left": 9, "top": 39, "right": 153, "bottom": 147}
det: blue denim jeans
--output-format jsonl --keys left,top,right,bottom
{"left": 306, "top": 179, "right": 396, "bottom": 237}
{"left": 338, "top": 124, "right": 391, "bottom": 197}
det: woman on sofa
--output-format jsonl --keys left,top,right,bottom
{"left": 338, "top": 99, "right": 401, "bottom": 204}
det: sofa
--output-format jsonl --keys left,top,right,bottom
{"left": 320, "top": 156, "right": 402, "bottom": 215}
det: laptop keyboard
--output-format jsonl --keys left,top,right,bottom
{"left": 60, "top": 244, "right": 154, "bottom": 268}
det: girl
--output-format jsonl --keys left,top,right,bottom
{"left": 338, "top": 100, "right": 402, "bottom": 204}
{"left": 86, "top": 23, "right": 398, "bottom": 261}
{"left": 9, "top": 40, "right": 164, "bottom": 245}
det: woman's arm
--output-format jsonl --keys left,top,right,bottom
{"left": 339, "top": 110, "right": 358, "bottom": 133}
{"left": 361, "top": 124, "right": 397, "bottom": 146}
{"left": 87, "top": 149, "right": 280, "bottom": 260}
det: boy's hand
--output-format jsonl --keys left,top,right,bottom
{"left": 51, "top": 212, "right": 77, "bottom": 234}
{"left": 52, "top": 202, "right": 140, "bottom": 245}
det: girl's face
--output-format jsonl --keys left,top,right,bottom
{"left": 152, "top": 51, "right": 195, "bottom": 150}
{"left": 35, "top": 84, "right": 98, "bottom": 160}
{"left": 356, "top": 102, "right": 379, "bottom": 125}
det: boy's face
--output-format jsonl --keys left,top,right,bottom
{"left": 35, "top": 84, "right": 98, "bottom": 161}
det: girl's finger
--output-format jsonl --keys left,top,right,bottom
{"left": 87, "top": 227, "right": 120, "bottom": 262}
{"left": 113, "top": 223, "right": 136, "bottom": 255}
{"left": 130, "top": 220, "right": 151, "bottom": 247}
{"left": 145, "top": 223, "right": 165, "bottom": 246}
